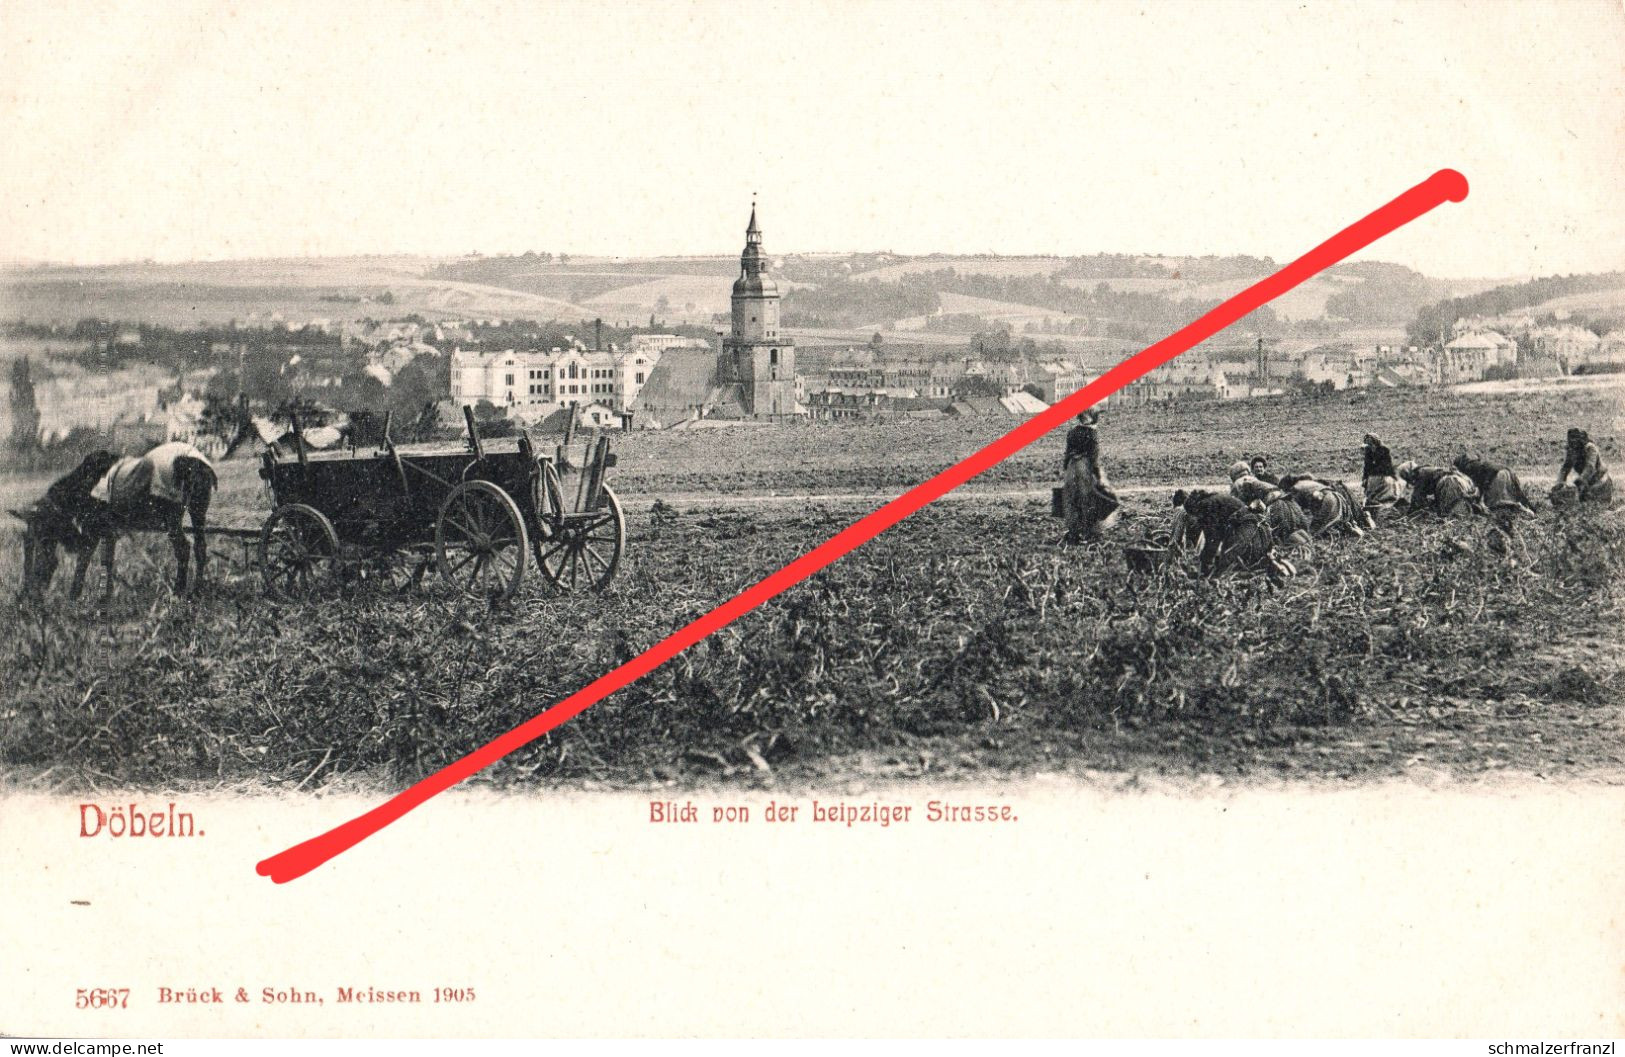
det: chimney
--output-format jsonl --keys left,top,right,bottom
{"left": 595, "top": 318, "right": 603, "bottom": 352}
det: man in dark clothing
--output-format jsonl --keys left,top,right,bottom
{"left": 1249, "top": 456, "right": 1278, "bottom": 486}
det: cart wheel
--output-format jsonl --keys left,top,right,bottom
{"left": 436, "top": 480, "right": 529, "bottom": 601}
{"left": 536, "top": 483, "right": 625, "bottom": 593}
{"left": 259, "top": 503, "right": 339, "bottom": 599}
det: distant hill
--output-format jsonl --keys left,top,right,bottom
{"left": 1, "top": 251, "right": 1509, "bottom": 345}
{"left": 0, "top": 256, "right": 598, "bottom": 327}
{"left": 1405, "top": 271, "right": 1625, "bottom": 344}
{"left": 842, "top": 255, "right": 1499, "bottom": 327}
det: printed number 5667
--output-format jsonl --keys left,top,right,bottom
{"left": 77, "top": 988, "right": 130, "bottom": 1009}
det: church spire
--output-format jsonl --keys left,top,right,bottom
{"left": 740, "top": 197, "right": 765, "bottom": 279}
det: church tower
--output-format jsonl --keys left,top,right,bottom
{"left": 717, "top": 202, "right": 797, "bottom": 419}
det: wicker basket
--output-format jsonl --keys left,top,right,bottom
{"left": 1124, "top": 543, "right": 1171, "bottom": 573}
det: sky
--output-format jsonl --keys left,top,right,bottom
{"left": 2, "top": 0, "right": 1622, "bottom": 278}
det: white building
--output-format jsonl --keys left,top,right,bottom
{"left": 1528, "top": 324, "right": 1601, "bottom": 371}
{"left": 449, "top": 343, "right": 661, "bottom": 418}
{"left": 629, "top": 333, "right": 709, "bottom": 356}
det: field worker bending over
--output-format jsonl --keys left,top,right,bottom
{"left": 1555, "top": 428, "right": 1613, "bottom": 505}
{"left": 1396, "top": 461, "right": 1479, "bottom": 519}
{"left": 1168, "top": 488, "right": 1278, "bottom": 576}
{"left": 1361, "top": 433, "right": 1400, "bottom": 510}
{"left": 1228, "top": 461, "right": 1310, "bottom": 550}
{"left": 1276, "top": 473, "right": 1369, "bottom": 538}
{"left": 1453, "top": 455, "right": 1533, "bottom": 545}
{"left": 1060, "top": 410, "right": 1120, "bottom": 545}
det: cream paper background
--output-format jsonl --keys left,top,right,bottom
{"left": 3, "top": 782, "right": 1624, "bottom": 1037}
{"left": 4, "top": 0, "right": 1625, "bottom": 1039}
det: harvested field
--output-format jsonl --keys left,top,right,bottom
{"left": 2, "top": 479, "right": 1622, "bottom": 793}
{"left": 605, "top": 383, "right": 1622, "bottom": 498}
{"left": 1, "top": 384, "right": 1620, "bottom": 793}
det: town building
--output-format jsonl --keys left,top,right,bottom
{"left": 449, "top": 340, "right": 661, "bottom": 422}
{"left": 1436, "top": 331, "right": 1518, "bottom": 383}
{"left": 712, "top": 204, "right": 800, "bottom": 419}
{"left": 629, "top": 333, "right": 710, "bottom": 356}
{"left": 1528, "top": 324, "right": 1602, "bottom": 372}
{"left": 1597, "top": 330, "right": 1625, "bottom": 370}
{"left": 1117, "top": 355, "right": 1231, "bottom": 403}
{"left": 1027, "top": 360, "right": 1091, "bottom": 403}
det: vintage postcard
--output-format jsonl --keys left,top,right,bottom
{"left": 2, "top": 0, "right": 1622, "bottom": 1041}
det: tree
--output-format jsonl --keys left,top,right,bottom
{"left": 8, "top": 355, "right": 41, "bottom": 451}
{"left": 387, "top": 355, "right": 448, "bottom": 419}
{"left": 199, "top": 395, "right": 243, "bottom": 441}
{"left": 952, "top": 374, "right": 1003, "bottom": 400}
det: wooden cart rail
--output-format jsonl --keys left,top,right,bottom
{"left": 250, "top": 405, "right": 625, "bottom": 601}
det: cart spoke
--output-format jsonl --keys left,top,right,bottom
{"left": 445, "top": 548, "right": 480, "bottom": 575}
{"left": 580, "top": 544, "right": 609, "bottom": 582}
{"left": 489, "top": 548, "right": 521, "bottom": 586}
{"left": 459, "top": 501, "right": 487, "bottom": 539}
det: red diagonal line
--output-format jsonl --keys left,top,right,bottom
{"left": 258, "top": 169, "right": 1468, "bottom": 882}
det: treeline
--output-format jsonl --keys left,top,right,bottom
{"left": 774, "top": 251, "right": 1279, "bottom": 286}
{"left": 905, "top": 269, "right": 1280, "bottom": 341}
{"left": 1054, "top": 253, "right": 1277, "bottom": 284}
{"left": 782, "top": 268, "right": 1281, "bottom": 340}
{"left": 453, "top": 318, "right": 715, "bottom": 352}
{"left": 429, "top": 251, "right": 571, "bottom": 280}
{"left": 1322, "top": 262, "right": 1453, "bottom": 327}
{"left": 778, "top": 253, "right": 910, "bottom": 284}
{"left": 966, "top": 327, "right": 1074, "bottom": 363}
{"left": 781, "top": 279, "right": 941, "bottom": 328}
{"left": 3, "top": 319, "right": 342, "bottom": 374}
{"left": 193, "top": 345, "right": 449, "bottom": 423}
{"left": 1405, "top": 271, "right": 1625, "bottom": 346}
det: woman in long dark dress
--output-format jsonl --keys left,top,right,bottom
{"left": 1361, "top": 433, "right": 1399, "bottom": 509}
{"left": 1060, "top": 410, "right": 1119, "bottom": 544}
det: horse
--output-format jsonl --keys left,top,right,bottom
{"left": 12, "top": 442, "right": 217, "bottom": 601}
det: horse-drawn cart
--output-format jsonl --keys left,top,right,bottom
{"left": 255, "top": 407, "right": 625, "bottom": 601}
